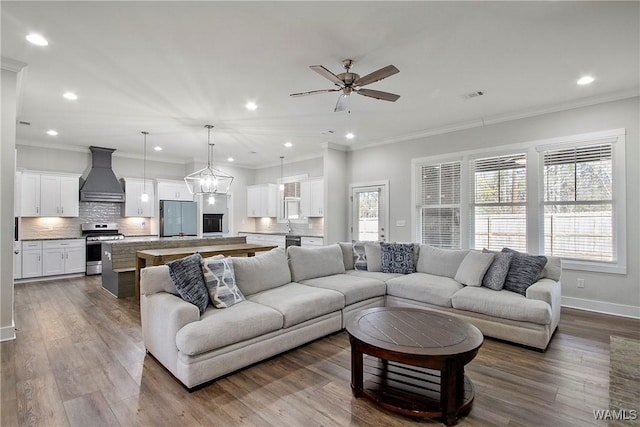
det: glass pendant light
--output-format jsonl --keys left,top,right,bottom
{"left": 279, "top": 156, "right": 285, "bottom": 191}
{"left": 141, "top": 131, "right": 149, "bottom": 202}
{"left": 184, "top": 125, "right": 233, "bottom": 196}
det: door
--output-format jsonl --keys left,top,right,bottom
{"left": 351, "top": 183, "right": 388, "bottom": 242}
{"left": 42, "top": 248, "right": 65, "bottom": 276}
{"left": 161, "top": 201, "right": 181, "bottom": 236}
{"left": 22, "top": 250, "right": 42, "bottom": 278}
{"left": 64, "top": 246, "right": 86, "bottom": 273}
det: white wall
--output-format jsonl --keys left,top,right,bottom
{"left": 347, "top": 97, "right": 640, "bottom": 317}
{"left": 324, "top": 145, "right": 349, "bottom": 244}
{"left": 1, "top": 67, "right": 20, "bottom": 341}
{"left": 253, "top": 157, "right": 323, "bottom": 183}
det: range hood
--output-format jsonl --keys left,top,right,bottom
{"left": 80, "top": 146, "right": 125, "bottom": 203}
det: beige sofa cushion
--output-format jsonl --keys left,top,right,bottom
{"left": 288, "top": 244, "right": 345, "bottom": 282}
{"left": 338, "top": 242, "right": 355, "bottom": 270}
{"left": 233, "top": 248, "right": 291, "bottom": 296}
{"left": 175, "top": 301, "right": 283, "bottom": 356}
{"left": 539, "top": 256, "right": 562, "bottom": 281}
{"left": 346, "top": 270, "right": 402, "bottom": 283}
{"left": 386, "top": 273, "right": 463, "bottom": 308}
{"left": 248, "top": 283, "right": 344, "bottom": 328}
{"left": 451, "top": 286, "right": 552, "bottom": 325}
{"left": 300, "top": 274, "right": 386, "bottom": 305}
{"left": 417, "top": 245, "right": 469, "bottom": 278}
{"left": 141, "top": 264, "right": 179, "bottom": 296}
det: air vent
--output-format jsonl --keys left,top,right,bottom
{"left": 321, "top": 130, "right": 335, "bottom": 135}
{"left": 18, "top": 120, "right": 31, "bottom": 126}
{"left": 463, "top": 91, "right": 485, "bottom": 99}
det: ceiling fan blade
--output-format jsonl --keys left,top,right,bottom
{"left": 290, "top": 88, "right": 340, "bottom": 97}
{"left": 353, "top": 65, "right": 399, "bottom": 87}
{"left": 356, "top": 88, "right": 400, "bottom": 102}
{"left": 310, "top": 65, "right": 345, "bottom": 86}
{"left": 334, "top": 93, "right": 349, "bottom": 112}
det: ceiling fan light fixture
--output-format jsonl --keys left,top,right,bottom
{"left": 63, "top": 92, "right": 78, "bottom": 100}
{"left": 245, "top": 101, "right": 258, "bottom": 111}
{"left": 26, "top": 33, "right": 48, "bottom": 46}
{"left": 184, "top": 125, "right": 234, "bottom": 196}
{"left": 577, "top": 75, "right": 595, "bottom": 85}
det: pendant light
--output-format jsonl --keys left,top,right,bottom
{"left": 279, "top": 156, "right": 285, "bottom": 191}
{"left": 141, "top": 131, "right": 149, "bottom": 202}
{"left": 184, "top": 125, "right": 233, "bottom": 196}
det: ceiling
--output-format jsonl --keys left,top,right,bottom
{"left": 2, "top": 1, "right": 638, "bottom": 168}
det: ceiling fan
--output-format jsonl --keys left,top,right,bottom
{"left": 290, "top": 59, "right": 400, "bottom": 112}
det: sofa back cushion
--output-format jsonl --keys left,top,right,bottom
{"left": 417, "top": 245, "right": 469, "bottom": 278}
{"left": 288, "top": 244, "right": 346, "bottom": 282}
{"left": 140, "top": 265, "right": 178, "bottom": 296}
{"left": 364, "top": 242, "right": 382, "bottom": 272}
{"left": 538, "top": 255, "right": 562, "bottom": 281}
{"left": 338, "top": 242, "right": 354, "bottom": 270}
{"left": 233, "top": 248, "right": 291, "bottom": 296}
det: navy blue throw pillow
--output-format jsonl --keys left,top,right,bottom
{"left": 380, "top": 242, "right": 416, "bottom": 274}
{"left": 167, "top": 252, "right": 209, "bottom": 314}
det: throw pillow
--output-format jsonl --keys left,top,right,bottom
{"left": 166, "top": 252, "right": 209, "bottom": 314}
{"left": 454, "top": 251, "right": 495, "bottom": 286}
{"left": 501, "top": 248, "right": 547, "bottom": 296}
{"left": 481, "top": 249, "right": 514, "bottom": 290}
{"left": 338, "top": 242, "right": 355, "bottom": 270}
{"left": 353, "top": 241, "right": 368, "bottom": 271}
{"left": 202, "top": 257, "right": 245, "bottom": 308}
{"left": 380, "top": 242, "right": 416, "bottom": 274}
{"left": 364, "top": 242, "right": 382, "bottom": 272}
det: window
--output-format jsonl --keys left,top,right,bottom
{"left": 542, "top": 144, "right": 613, "bottom": 261}
{"left": 416, "top": 161, "right": 461, "bottom": 248}
{"left": 471, "top": 153, "right": 527, "bottom": 252}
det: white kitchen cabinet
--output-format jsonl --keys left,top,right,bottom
{"left": 20, "top": 172, "right": 79, "bottom": 217}
{"left": 15, "top": 171, "right": 22, "bottom": 217}
{"left": 42, "top": 240, "right": 86, "bottom": 276}
{"left": 157, "top": 180, "right": 193, "bottom": 201}
{"left": 247, "top": 184, "right": 277, "bottom": 217}
{"left": 22, "top": 241, "right": 43, "bottom": 278}
{"left": 240, "top": 233, "right": 285, "bottom": 248}
{"left": 20, "top": 172, "right": 41, "bottom": 216}
{"left": 122, "top": 177, "right": 155, "bottom": 217}
{"left": 301, "top": 236, "right": 324, "bottom": 247}
{"left": 301, "top": 177, "right": 324, "bottom": 217}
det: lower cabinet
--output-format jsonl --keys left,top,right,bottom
{"left": 240, "top": 233, "right": 285, "bottom": 248}
{"left": 22, "top": 241, "right": 43, "bottom": 279}
{"left": 301, "top": 237, "right": 324, "bottom": 247}
{"left": 42, "top": 240, "right": 86, "bottom": 276}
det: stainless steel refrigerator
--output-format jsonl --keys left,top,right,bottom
{"left": 159, "top": 200, "right": 197, "bottom": 237}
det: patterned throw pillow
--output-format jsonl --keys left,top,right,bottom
{"left": 380, "top": 242, "right": 416, "bottom": 274}
{"left": 482, "top": 249, "right": 514, "bottom": 290}
{"left": 202, "top": 257, "right": 245, "bottom": 308}
{"left": 166, "top": 253, "right": 209, "bottom": 314}
{"left": 501, "top": 248, "right": 547, "bottom": 296}
{"left": 353, "top": 241, "right": 368, "bottom": 271}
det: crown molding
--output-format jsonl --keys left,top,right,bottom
{"left": 1, "top": 57, "right": 27, "bottom": 73}
{"left": 350, "top": 89, "right": 639, "bottom": 152}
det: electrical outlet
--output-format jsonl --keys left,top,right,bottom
{"left": 577, "top": 278, "right": 585, "bottom": 288}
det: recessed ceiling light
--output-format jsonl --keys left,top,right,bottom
{"left": 284, "top": 142, "right": 293, "bottom": 148}
{"left": 245, "top": 101, "right": 258, "bottom": 111}
{"left": 345, "top": 132, "right": 355, "bottom": 140}
{"left": 46, "top": 129, "right": 58, "bottom": 136}
{"left": 154, "top": 146, "right": 162, "bottom": 151}
{"left": 26, "top": 33, "right": 48, "bottom": 46}
{"left": 577, "top": 75, "right": 595, "bottom": 85}
{"left": 63, "top": 92, "right": 78, "bottom": 100}
{"left": 227, "top": 157, "right": 234, "bottom": 162}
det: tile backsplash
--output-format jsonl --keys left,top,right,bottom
{"left": 253, "top": 217, "right": 324, "bottom": 235}
{"left": 20, "top": 202, "right": 151, "bottom": 239}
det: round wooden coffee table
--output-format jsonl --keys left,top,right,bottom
{"left": 346, "top": 307, "right": 483, "bottom": 425}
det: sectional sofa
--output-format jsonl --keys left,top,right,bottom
{"left": 140, "top": 243, "right": 561, "bottom": 389}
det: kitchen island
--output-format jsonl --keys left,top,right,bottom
{"left": 101, "top": 235, "right": 245, "bottom": 297}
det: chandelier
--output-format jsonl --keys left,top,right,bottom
{"left": 184, "top": 125, "right": 233, "bottom": 197}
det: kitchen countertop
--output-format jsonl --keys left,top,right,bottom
{"left": 106, "top": 235, "right": 225, "bottom": 244}
{"left": 237, "top": 231, "right": 324, "bottom": 238}
{"left": 21, "top": 237, "right": 85, "bottom": 241}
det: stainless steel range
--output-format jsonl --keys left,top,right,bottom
{"left": 82, "top": 223, "right": 124, "bottom": 275}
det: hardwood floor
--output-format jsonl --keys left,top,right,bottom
{"left": 1, "top": 275, "right": 638, "bottom": 426}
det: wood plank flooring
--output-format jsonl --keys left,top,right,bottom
{"left": 1, "top": 275, "right": 638, "bottom": 426}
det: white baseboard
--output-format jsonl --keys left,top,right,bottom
{"left": 0, "top": 324, "right": 16, "bottom": 342}
{"left": 562, "top": 296, "right": 640, "bottom": 319}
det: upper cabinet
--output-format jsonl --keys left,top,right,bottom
{"left": 122, "top": 177, "right": 154, "bottom": 217}
{"left": 247, "top": 184, "right": 277, "bottom": 217}
{"left": 157, "top": 179, "right": 193, "bottom": 201}
{"left": 301, "top": 177, "right": 324, "bottom": 217}
{"left": 20, "top": 171, "right": 80, "bottom": 217}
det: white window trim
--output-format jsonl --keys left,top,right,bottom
{"left": 411, "top": 128, "right": 626, "bottom": 274}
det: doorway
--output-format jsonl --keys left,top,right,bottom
{"left": 350, "top": 181, "right": 389, "bottom": 242}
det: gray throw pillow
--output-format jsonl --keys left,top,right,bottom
{"left": 353, "top": 241, "right": 368, "bottom": 271}
{"left": 166, "top": 252, "right": 209, "bottom": 314}
{"left": 482, "top": 249, "right": 514, "bottom": 290}
{"left": 501, "top": 248, "right": 547, "bottom": 296}
{"left": 364, "top": 242, "right": 382, "bottom": 272}
{"left": 455, "top": 250, "right": 495, "bottom": 286}
{"left": 380, "top": 242, "right": 416, "bottom": 274}
{"left": 202, "top": 257, "right": 245, "bottom": 308}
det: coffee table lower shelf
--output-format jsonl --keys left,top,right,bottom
{"left": 356, "top": 357, "right": 474, "bottom": 422}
